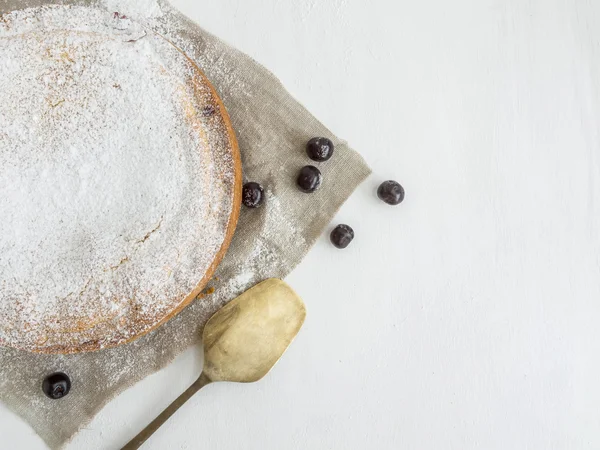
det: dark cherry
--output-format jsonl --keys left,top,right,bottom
{"left": 306, "top": 137, "right": 334, "bottom": 162}
{"left": 242, "top": 182, "right": 264, "bottom": 208}
{"left": 377, "top": 180, "right": 405, "bottom": 205}
{"left": 296, "top": 166, "right": 322, "bottom": 193}
{"left": 330, "top": 224, "right": 354, "bottom": 249}
{"left": 42, "top": 372, "right": 71, "bottom": 400}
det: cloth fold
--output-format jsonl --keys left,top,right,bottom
{"left": 0, "top": 0, "right": 371, "bottom": 448}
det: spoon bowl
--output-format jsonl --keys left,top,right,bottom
{"left": 122, "top": 278, "right": 306, "bottom": 449}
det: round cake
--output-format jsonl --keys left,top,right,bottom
{"left": 0, "top": 6, "right": 242, "bottom": 353}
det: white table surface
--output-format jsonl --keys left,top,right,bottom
{"left": 2, "top": 0, "right": 600, "bottom": 448}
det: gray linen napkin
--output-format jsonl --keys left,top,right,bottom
{"left": 0, "top": 0, "right": 371, "bottom": 448}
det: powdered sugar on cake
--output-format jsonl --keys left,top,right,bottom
{"left": 0, "top": 5, "right": 239, "bottom": 353}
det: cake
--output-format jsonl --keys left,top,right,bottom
{"left": 0, "top": 5, "right": 242, "bottom": 353}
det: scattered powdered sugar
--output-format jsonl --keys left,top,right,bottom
{"left": 144, "top": 2, "right": 253, "bottom": 102}
{"left": 0, "top": 5, "right": 238, "bottom": 353}
{"left": 100, "top": 0, "right": 163, "bottom": 20}
{"left": 264, "top": 189, "right": 305, "bottom": 240}
{"left": 210, "top": 189, "right": 306, "bottom": 304}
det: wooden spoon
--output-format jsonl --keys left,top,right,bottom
{"left": 121, "top": 278, "right": 306, "bottom": 449}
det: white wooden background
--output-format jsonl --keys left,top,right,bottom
{"left": 1, "top": 0, "right": 599, "bottom": 448}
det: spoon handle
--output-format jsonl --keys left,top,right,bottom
{"left": 121, "top": 372, "right": 212, "bottom": 450}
